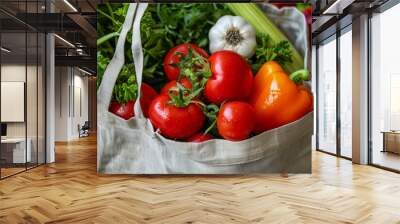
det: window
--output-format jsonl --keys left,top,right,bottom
{"left": 370, "top": 3, "right": 400, "bottom": 171}
{"left": 312, "top": 45, "right": 317, "bottom": 150}
{"left": 317, "top": 36, "right": 337, "bottom": 154}
{"left": 339, "top": 28, "right": 352, "bottom": 158}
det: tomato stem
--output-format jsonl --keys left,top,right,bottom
{"left": 175, "top": 46, "right": 211, "bottom": 98}
{"left": 168, "top": 46, "right": 213, "bottom": 110}
{"left": 167, "top": 83, "right": 192, "bottom": 108}
{"left": 192, "top": 101, "right": 219, "bottom": 135}
{"left": 204, "top": 119, "right": 217, "bottom": 135}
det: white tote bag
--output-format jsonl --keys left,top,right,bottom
{"left": 97, "top": 3, "right": 313, "bottom": 174}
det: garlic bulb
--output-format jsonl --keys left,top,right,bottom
{"left": 209, "top": 15, "right": 256, "bottom": 58}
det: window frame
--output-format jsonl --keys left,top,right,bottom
{"left": 367, "top": 1, "right": 400, "bottom": 173}
{"left": 314, "top": 24, "right": 353, "bottom": 161}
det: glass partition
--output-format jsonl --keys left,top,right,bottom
{"left": 339, "top": 28, "right": 352, "bottom": 158}
{"left": 371, "top": 3, "right": 400, "bottom": 171}
{"left": 1, "top": 30, "right": 28, "bottom": 177}
{"left": 27, "top": 31, "right": 38, "bottom": 169}
{"left": 0, "top": 0, "right": 46, "bottom": 179}
{"left": 317, "top": 36, "right": 337, "bottom": 155}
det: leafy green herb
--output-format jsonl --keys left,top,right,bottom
{"left": 113, "top": 64, "right": 137, "bottom": 104}
{"left": 96, "top": 51, "right": 110, "bottom": 88}
{"left": 97, "top": 3, "right": 232, "bottom": 103}
{"left": 250, "top": 34, "right": 293, "bottom": 73}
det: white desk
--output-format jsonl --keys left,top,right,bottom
{"left": 1, "top": 138, "right": 32, "bottom": 163}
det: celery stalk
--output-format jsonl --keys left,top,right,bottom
{"left": 226, "top": 3, "right": 304, "bottom": 73}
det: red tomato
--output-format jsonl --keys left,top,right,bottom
{"left": 148, "top": 94, "right": 205, "bottom": 139}
{"left": 272, "top": 3, "right": 294, "bottom": 8}
{"left": 140, "top": 83, "right": 158, "bottom": 117}
{"left": 109, "top": 100, "right": 134, "bottom": 120}
{"left": 303, "top": 6, "right": 313, "bottom": 25}
{"left": 205, "top": 51, "right": 254, "bottom": 104}
{"left": 296, "top": 4, "right": 313, "bottom": 26}
{"left": 163, "top": 43, "right": 209, "bottom": 81}
{"left": 217, "top": 101, "right": 255, "bottom": 141}
{"left": 187, "top": 133, "right": 213, "bottom": 143}
{"left": 108, "top": 83, "right": 157, "bottom": 119}
{"left": 160, "top": 78, "right": 192, "bottom": 95}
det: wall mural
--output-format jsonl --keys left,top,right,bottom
{"left": 97, "top": 3, "right": 313, "bottom": 174}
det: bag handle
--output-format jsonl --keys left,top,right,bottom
{"left": 132, "top": 3, "right": 148, "bottom": 118}
{"left": 97, "top": 3, "right": 137, "bottom": 113}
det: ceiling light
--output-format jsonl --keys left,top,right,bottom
{"left": 1, "top": 47, "right": 11, "bottom": 53}
{"left": 323, "top": 0, "right": 355, "bottom": 15}
{"left": 63, "top": 0, "right": 78, "bottom": 12}
{"left": 78, "top": 67, "right": 92, "bottom": 76}
{"left": 323, "top": 0, "right": 341, "bottom": 14}
{"left": 76, "top": 48, "right": 86, "bottom": 56}
{"left": 54, "top": 34, "right": 75, "bottom": 48}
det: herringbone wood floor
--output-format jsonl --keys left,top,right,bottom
{"left": 1, "top": 135, "right": 400, "bottom": 224}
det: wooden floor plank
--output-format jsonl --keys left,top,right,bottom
{"left": 0, "top": 134, "right": 400, "bottom": 224}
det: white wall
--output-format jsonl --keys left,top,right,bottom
{"left": 1, "top": 65, "right": 26, "bottom": 140}
{"left": 1, "top": 65, "right": 40, "bottom": 137}
{"left": 55, "top": 66, "right": 69, "bottom": 141}
{"left": 73, "top": 72, "right": 89, "bottom": 137}
{"left": 54, "top": 66, "right": 89, "bottom": 141}
{"left": 69, "top": 71, "right": 89, "bottom": 139}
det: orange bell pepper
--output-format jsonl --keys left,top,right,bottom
{"left": 248, "top": 61, "right": 313, "bottom": 133}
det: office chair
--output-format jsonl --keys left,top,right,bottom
{"left": 79, "top": 121, "right": 90, "bottom": 138}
